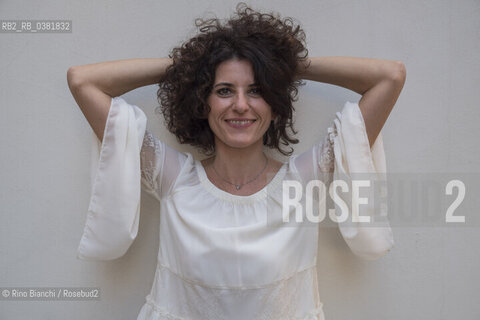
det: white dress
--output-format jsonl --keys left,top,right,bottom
{"left": 76, "top": 96, "right": 394, "bottom": 320}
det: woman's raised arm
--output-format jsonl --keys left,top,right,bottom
{"left": 66, "top": 58, "right": 172, "bottom": 141}
{"left": 296, "top": 56, "right": 406, "bottom": 147}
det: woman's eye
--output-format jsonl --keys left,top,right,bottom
{"left": 216, "top": 87, "right": 261, "bottom": 96}
{"left": 217, "top": 88, "right": 231, "bottom": 95}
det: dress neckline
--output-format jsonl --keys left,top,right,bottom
{"left": 194, "top": 158, "right": 288, "bottom": 204}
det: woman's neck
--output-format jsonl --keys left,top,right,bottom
{"left": 207, "top": 140, "right": 267, "bottom": 185}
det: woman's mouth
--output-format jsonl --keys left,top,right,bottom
{"left": 225, "top": 119, "right": 256, "bottom": 128}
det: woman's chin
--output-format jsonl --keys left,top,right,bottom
{"left": 222, "top": 138, "right": 261, "bottom": 150}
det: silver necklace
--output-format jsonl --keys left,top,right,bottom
{"left": 210, "top": 154, "right": 268, "bottom": 190}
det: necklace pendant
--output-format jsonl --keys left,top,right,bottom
{"left": 235, "top": 185, "right": 241, "bottom": 190}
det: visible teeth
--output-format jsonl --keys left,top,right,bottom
{"left": 228, "top": 120, "right": 254, "bottom": 125}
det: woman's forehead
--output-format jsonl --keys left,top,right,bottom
{"left": 214, "top": 59, "right": 256, "bottom": 83}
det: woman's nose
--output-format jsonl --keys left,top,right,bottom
{"left": 233, "top": 92, "right": 249, "bottom": 113}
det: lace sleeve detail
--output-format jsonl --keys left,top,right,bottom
{"left": 317, "top": 127, "right": 336, "bottom": 174}
{"left": 140, "top": 129, "right": 164, "bottom": 201}
{"left": 290, "top": 125, "right": 336, "bottom": 185}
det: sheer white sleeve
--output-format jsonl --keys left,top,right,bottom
{"left": 76, "top": 96, "right": 185, "bottom": 261}
{"left": 294, "top": 101, "right": 394, "bottom": 260}
{"left": 141, "top": 129, "right": 187, "bottom": 200}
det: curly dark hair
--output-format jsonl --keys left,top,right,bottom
{"left": 156, "top": 2, "right": 310, "bottom": 156}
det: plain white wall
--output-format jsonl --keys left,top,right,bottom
{"left": 1, "top": 0, "right": 479, "bottom": 319}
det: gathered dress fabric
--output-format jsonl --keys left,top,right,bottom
{"left": 76, "top": 96, "right": 394, "bottom": 320}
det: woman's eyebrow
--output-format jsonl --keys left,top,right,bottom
{"left": 213, "top": 82, "right": 258, "bottom": 88}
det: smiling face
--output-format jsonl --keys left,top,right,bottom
{"left": 206, "top": 58, "right": 275, "bottom": 151}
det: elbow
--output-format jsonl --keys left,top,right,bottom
{"left": 389, "top": 61, "right": 406, "bottom": 85}
{"left": 67, "top": 66, "right": 85, "bottom": 90}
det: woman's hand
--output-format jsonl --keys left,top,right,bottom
{"left": 294, "top": 57, "right": 311, "bottom": 81}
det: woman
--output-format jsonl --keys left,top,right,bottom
{"left": 67, "top": 3, "right": 405, "bottom": 319}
